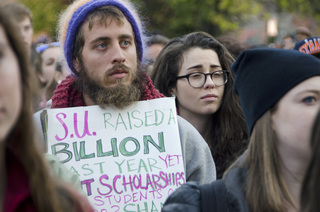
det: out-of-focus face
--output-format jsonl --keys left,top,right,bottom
{"left": 145, "top": 43, "right": 164, "bottom": 61}
{"left": 18, "top": 17, "right": 33, "bottom": 50}
{"left": 282, "top": 37, "right": 294, "bottom": 50}
{"left": 77, "top": 16, "right": 137, "bottom": 89}
{"left": 272, "top": 76, "right": 320, "bottom": 162}
{"left": 54, "top": 59, "right": 71, "bottom": 83}
{"left": 38, "top": 47, "right": 60, "bottom": 85}
{"left": 0, "top": 25, "right": 22, "bottom": 142}
{"left": 296, "top": 33, "right": 309, "bottom": 42}
{"left": 172, "top": 47, "right": 225, "bottom": 119}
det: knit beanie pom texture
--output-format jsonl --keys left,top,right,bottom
{"left": 58, "top": 0, "right": 145, "bottom": 74}
{"left": 231, "top": 48, "right": 320, "bottom": 135}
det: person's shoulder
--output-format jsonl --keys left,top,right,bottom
{"left": 61, "top": 182, "right": 95, "bottom": 212}
{"left": 177, "top": 115, "right": 194, "bottom": 130}
{"left": 177, "top": 116, "right": 201, "bottom": 138}
{"left": 222, "top": 152, "right": 249, "bottom": 211}
{"left": 162, "top": 181, "right": 201, "bottom": 212}
{"left": 177, "top": 115, "right": 208, "bottom": 148}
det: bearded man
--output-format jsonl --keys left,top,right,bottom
{"left": 34, "top": 0, "right": 216, "bottom": 186}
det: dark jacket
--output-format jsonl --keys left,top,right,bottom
{"left": 162, "top": 153, "right": 250, "bottom": 212}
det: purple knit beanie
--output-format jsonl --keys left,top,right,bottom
{"left": 59, "top": 0, "right": 145, "bottom": 74}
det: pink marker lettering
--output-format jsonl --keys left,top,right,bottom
{"left": 74, "top": 111, "right": 94, "bottom": 138}
{"left": 55, "top": 113, "right": 68, "bottom": 141}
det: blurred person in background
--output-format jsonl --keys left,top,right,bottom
{"left": 145, "top": 34, "right": 169, "bottom": 62}
{"left": 217, "top": 35, "right": 248, "bottom": 58}
{"left": 0, "top": 7, "right": 93, "bottom": 211}
{"left": 293, "top": 36, "right": 320, "bottom": 59}
{"left": 144, "top": 33, "right": 170, "bottom": 75}
{"left": 281, "top": 34, "right": 295, "bottom": 49}
{"left": 295, "top": 26, "right": 312, "bottom": 42}
{"left": 2, "top": 3, "right": 36, "bottom": 63}
{"left": 43, "top": 55, "right": 71, "bottom": 108}
{"left": 34, "top": 42, "right": 61, "bottom": 110}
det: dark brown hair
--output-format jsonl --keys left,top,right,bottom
{"left": 2, "top": 3, "right": 33, "bottom": 23}
{"left": 151, "top": 31, "right": 248, "bottom": 178}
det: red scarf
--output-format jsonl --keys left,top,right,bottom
{"left": 51, "top": 73, "right": 165, "bottom": 108}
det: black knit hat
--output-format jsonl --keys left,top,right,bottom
{"left": 231, "top": 48, "right": 320, "bottom": 135}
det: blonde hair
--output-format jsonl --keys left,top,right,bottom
{"left": 225, "top": 110, "right": 296, "bottom": 212}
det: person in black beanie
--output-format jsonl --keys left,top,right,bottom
{"left": 162, "top": 48, "right": 320, "bottom": 212}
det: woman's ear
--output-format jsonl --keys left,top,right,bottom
{"left": 38, "top": 73, "right": 47, "bottom": 84}
{"left": 170, "top": 87, "right": 177, "bottom": 97}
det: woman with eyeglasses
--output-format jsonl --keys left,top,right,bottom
{"left": 151, "top": 31, "right": 248, "bottom": 179}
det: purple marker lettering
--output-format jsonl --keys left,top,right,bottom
{"left": 133, "top": 175, "right": 141, "bottom": 190}
{"left": 98, "top": 174, "right": 112, "bottom": 195}
{"left": 81, "top": 178, "right": 94, "bottom": 196}
{"left": 168, "top": 155, "right": 174, "bottom": 167}
{"left": 122, "top": 175, "right": 134, "bottom": 192}
{"left": 113, "top": 175, "right": 123, "bottom": 194}
{"left": 158, "top": 154, "right": 168, "bottom": 168}
{"left": 74, "top": 111, "right": 93, "bottom": 138}
{"left": 114, "top": 195, "right": 121, "bottom": 203}
{"left": 93, "top": 196, "right": 104, "bottom": 207}
{"left": 104, "top": 195, "right": 112, "bottom": 205}
{"left": 145, "top": 174, "right": 154, "bottom": 190}
{"left": 124, "top": 194, "right": 132, "bottom": 204}
{"left": 132, "top": 192, "right": 138, "bottom": 202}
{"left": 55, "top": 113, "right": 68, "bottom": 141}
{"left": 111, "top": 205, "right": 120, "bottom": 212}
{"left": 174, "top": 155, "right": 182, "bottom": 165}
{"left": 139, "top": 190, "right": 148, "bottom": 201}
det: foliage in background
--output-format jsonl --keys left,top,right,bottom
{"left": 274, "top": 0, "right": 320, "bottom": 19}
{"left": 133, "top": 0, "right": 262, "bottom": 37}
{"left": 133, "top": 0, "right": 320, "bottom": 38}
{"left": 18, "top": 0, "right": 320, "bottom": 40}
{"left": 19, "top": 0, "right": 67, "bottom": 40}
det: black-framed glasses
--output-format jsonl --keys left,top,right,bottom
{"left": 176, "top": 70, "right": 229, "bottom": 88}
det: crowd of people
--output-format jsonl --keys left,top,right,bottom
{"left": 1, "top": 0, "right": 320, "bottom": 211}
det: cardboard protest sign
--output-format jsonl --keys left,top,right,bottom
{"left": 41, "top": 97, "right": 185, "bottom": 212}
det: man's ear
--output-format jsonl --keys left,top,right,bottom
{"left": 73, "top": 58, "right": 81, "bottom": 74}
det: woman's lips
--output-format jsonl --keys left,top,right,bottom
{"left": 201, "top": 94, "right": 218, "bottom": 101}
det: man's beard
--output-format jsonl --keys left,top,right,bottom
{"left": 75, "top": 61, "right": 145, "bottom": 109}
